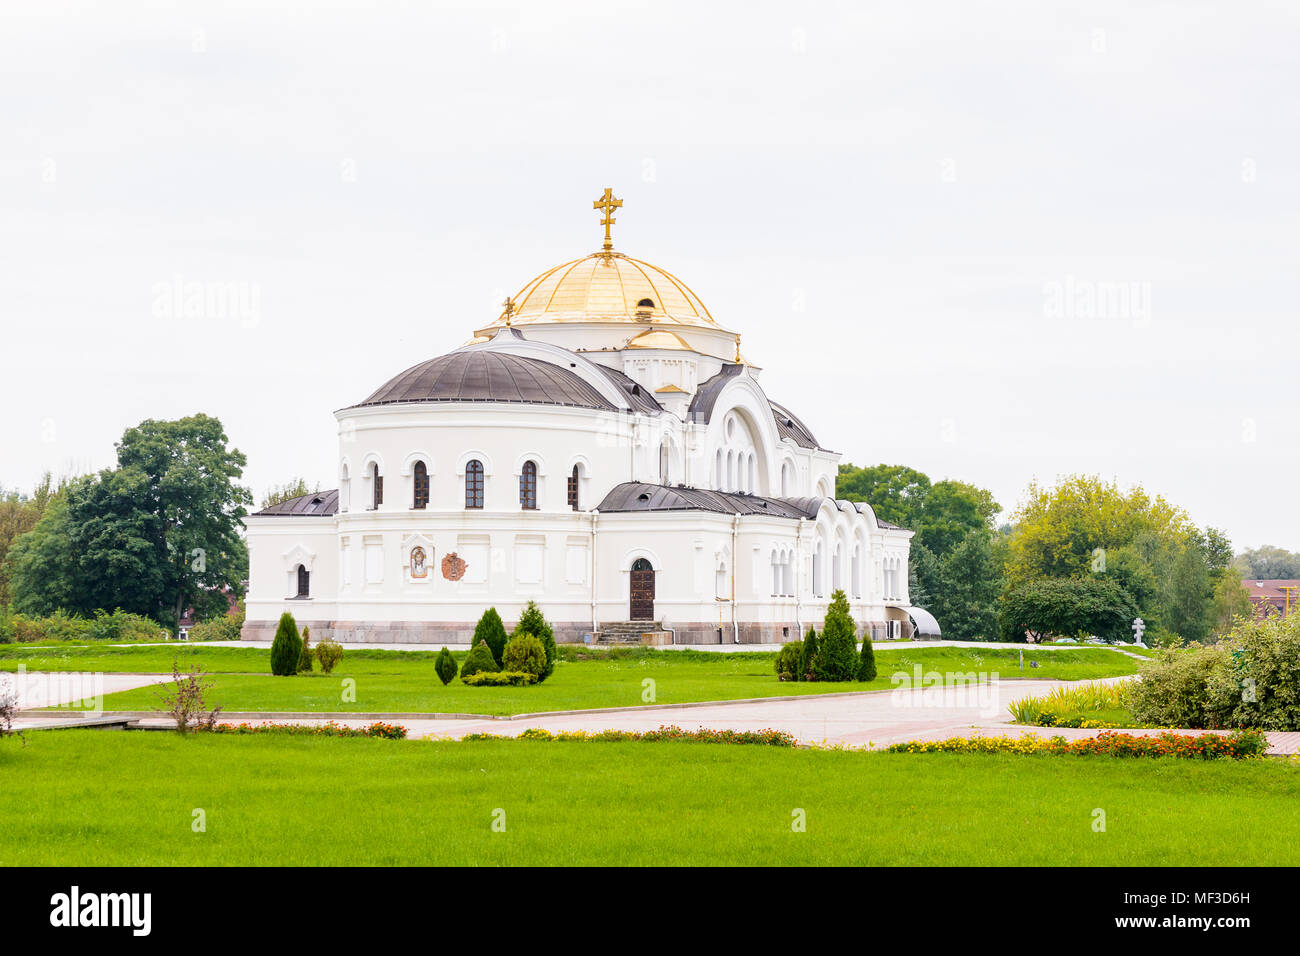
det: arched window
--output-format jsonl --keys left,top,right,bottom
{"left": 781, "top": 461, "right": 794, "bottom": 496}
{"left": 747, "top": 453, "right": 756, "bottom": 495}
{"left": 519, "top": 460, "right": 538, "bottom": 510}
{"left": 567, "top": 464, "right": 580, "bottom": 511}
{"left": 370, "top": 462, "right": 383, "bottom": 510}
{"left": 340, "top": 464, "right": 351, "bottom": 512}
{"left": 465, "top": 459, "right": 484, "bottom": 509}
{"left": 658, "top": 442, "right": 669, "bottom": 484}
{"left": 714, "top": 449, "right": 723, "bottom": 490}
{"left": 296, "top": 564, "right": 310, "bottom": 598}
{"left": 412, "top": 461, "right": 429, "bottom": 510}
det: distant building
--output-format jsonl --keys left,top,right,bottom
{"left": 1243, "top": 579, "right": 1300, "bottom": 619}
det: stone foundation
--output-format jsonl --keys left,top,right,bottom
{"left": 240, "top": 619, "right": 892, "bottom": 646}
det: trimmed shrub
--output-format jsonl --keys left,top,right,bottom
{"left": 269, "top": 612, "right": 301, "bottom": 676}
{"left": 473, "top": 607, "right": 509, "bottom": 666}
{"left": 463, "top": 670, "right": 538, "bottom": 687}
{"left": 503, "top": 633, "right": 547, "bottom": 678}
{"left": 315, "top": 636, "right": 344, "bottom": 674}
{"left": 1128, "top": 645, "right": 1234, "bottom": 729}
{"left": 798, "top": 627, "right": 819, "bottom": 682}
{"left": 857, "top": 631, "right": 877, "bottom": 682}
{"left": 297, "top": 626, "right": 314, "bottom": 673}
{"left": 459, "top": 640, "right": 500, "bottom": 680}
{"left": 814, "top": 590, "right": 859, "bottom": 682}
{"left": 775, "top": 640, "right": 803, "bottom": 681}
{"left": 515, "top": 601, "right": 557, "bottom": 681}
{"left": 435, "top": 647, "right": 457, "bottom": 685}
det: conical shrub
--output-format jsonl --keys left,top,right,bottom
{"left": 798, "top": 627, "right": 818, "bottom": 682}
{"left": 460, "top": 640, "right": 500, "bottom": 680}
{"left": 473, "top": 608, "right": 508, "bottom": 666}
{"left": 857, "top": 630, "right": 877, "bottom": 682}
{"left": 270, "top": 612, "right": 301, "bottom": 676}
{"left": 814, "top": 589, "right": 858, "bottom": 682}
{"left": 515, "top": 601, "right": 556, "bottom": 681}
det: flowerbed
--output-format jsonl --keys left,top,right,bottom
{"left": 211, "top": 720, "right": 407, "bottom": 740}
{"left": 887, "top": 729, "right": 1268, "bottom": 760}
{"left": 462, "top": 724, "right": 797, "bottom": 747}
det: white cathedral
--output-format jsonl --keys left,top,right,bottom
{"left": 243, "top": 190, "right": 935, "bottom": 646}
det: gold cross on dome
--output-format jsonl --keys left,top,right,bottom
{"left": 593, "top": 187, "right": 622, "bottom": 251}
{"left": 502, "top": 296, "right": 516, "bottom": 326}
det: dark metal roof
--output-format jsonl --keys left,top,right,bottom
{"left": 597, "top": 483, "right": 820, "bottom": 519}
{"left": 769, "top": 399, "right": 820, "bottom": 450}
{"left": 356, "top": 351, "right": 616, "bottom": 410}
{"left": 687, "top": 364, "right": 743, "bottom": 421}
{"left": 590, "top": 363, "right": 663, "bottom": 413}
{"left": 254, "top": 489, "right": 339, "bottom": 517}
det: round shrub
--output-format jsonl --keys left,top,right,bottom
{"left": 435, "top": 646, "right": 457, "bottom": 685}
{"left": 503, "top": 633, "right": 547, "bottom": 678}
{"left": 775, "top": 640, "right": 803, "bottom": 681}
{"left": 316, "top": 636, "right": 344, "bottom": 674}
{"left": 459, "top": 640, "right": 500, "bottom": 680}
{"left": 270, "top": 612, "right": 301, "bottom": 676}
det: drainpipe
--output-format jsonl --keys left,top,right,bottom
{"left": 590, "top": 509, "right": 599, "bottom": 636}
{"left": 731, "top": 512, "right": 741, "bottom": 644}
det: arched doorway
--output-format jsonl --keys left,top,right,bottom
{"left": 630, "top": 557, "right": 655, "bottom": 620}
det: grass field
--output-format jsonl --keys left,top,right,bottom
{"left": 3, "top": 730, "right": 1297, "bottom": 866}
{"left": 4, "top": 644, "right": 1146, "bottom": 715}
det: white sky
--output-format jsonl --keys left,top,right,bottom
{"left": 2, "top": 1, "right": 1297, "bottom": 550}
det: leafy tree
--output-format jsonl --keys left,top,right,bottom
{"left": 0, "top": 473, "right": 61, "bottom": 606}
{"left": 999, "top": 578, "right": 1138, "bottom": 644}
{"left": 835, "top": 464, "right": 931, "bottom": 528}
{"left": 1004, "top": 475, "right": 1193, "bottom": 587}
{"left": 460, "top": 640, "right": 499, "bottom": 679}
{"left": 907, "top": 543, "right": 940, "bottom": 610}
{"left": 270, "top": 613, "right": 301, "bottom": 676}
{"left": 435, "top": 647, "right": 457, "bottom": 685}
{"left": 1163, "top": 541, "right": 1213, "bottom": 643}
{"left": 914, "top": 480, "right": 1001, "bottom": 559}
{"left": 857, "top": 631, "right": 877, "bottom": 682}
{"left": 1210, "top": 571, "right": 1253, "bottom": 637}
{"left": 1234, "top": 545, "right": 1300, "bottom": 580}
{"left": 315, "top": 637, "right": 344, "bottom": 674}
{"left": 929, "top": 531, "right": 1000, "bottom": 641}
{"left": 261, "top": 478, "right": 321, "bottom": 511}
{"left": 514, "top": 601, "right": 556, "bottom": 681}
{"left": 473, "top": 607, "right": 508, "bottom": 666}
{"left": 503, "top": 633, "right": 547, "bottom": 678}
{"left": 814, "top": 589, "right": 858, "bottom": 682}
{"left": 798, "top": 627, "right": 818, "bottom": 682}
{"left": 6, "top": 415, "right": 250, "bottom": 627}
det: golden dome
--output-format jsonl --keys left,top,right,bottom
{"left": 627, "top": 328, "right": 693, "bottom": 350}
{"left": 485, "top": 252, "right": 718, "bottom": 330}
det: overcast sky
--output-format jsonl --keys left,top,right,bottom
{"left": 2, "top": 1, "right": 1297, "bottom": 550}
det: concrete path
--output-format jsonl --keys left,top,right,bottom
{"left": 2, "top": 670, "right": 173, "bottom": 711}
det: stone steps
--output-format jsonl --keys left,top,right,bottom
{"left": 595, "top": 621, "right": 661, "bottom": 644}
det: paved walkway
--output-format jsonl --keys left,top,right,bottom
{"left": 2, "top": 670, "right": 172, "bottom": 711}
{"left": 17, "top": 672, "right": 1292, "bottom": 755}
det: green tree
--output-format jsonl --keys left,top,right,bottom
{"left": 270, "top": 613, "right": 301, "bottom": 676}
{"left": 0, "top": 473, "right": 61, "bottom": 606}
{"left": 857, "top": 631, "right": 877, "bottom": 682}
{"left": 798, "top": 627, "right": 818, "bottom": 681}
{"left": 1233, "top": 544, "right": 1300, "bottom": 579}
{"left": 908, "top": 543, "right": 940, "bottom": 610}
{"left": 914, "top": 480, "right": 1001, "bottom": 559}
{"left": 929, "top": 531, "right": 1000, "bottom": 641}
{"left": 6, "top": 496, "right": 82, "bottom": 615}
{"left": 435, "top": 647, "right": 458, "bottom": 685}
{"left": 503, "top": 633, "right": 547, "bottom": 678}
{"left": 999, "top": 577, "right": 1138, "bottom": 644}
{"left": 1164, "top": 542, "right": 1213, "bottom": 643}
{"left": 814, "top": 589, "right": 858, "bottom": 682}
{"left": 297, "top": 626, "right": 314, "bottom": 673}
{"left": 514, "top": 601, "right": 556, "bottom": 681}
{"left": 473, "top": 607, "right": 508, "bottom": 666}
{"left": 835, "top": 464, "right": 931, "bottom": 528}
{"left": 1210, "top": 570, "right": 1253, "bottom": 638}
{"left": 460, "top": 640, "right": 499, "bottom": 679}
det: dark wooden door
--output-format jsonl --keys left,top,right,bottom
{"left": 630, "top": 558, "right": 655, "bottom": 620}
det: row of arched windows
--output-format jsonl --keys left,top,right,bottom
{"left": 352, "top": 460, "right": 583, "bottom": 512}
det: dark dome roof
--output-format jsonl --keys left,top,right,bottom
{"left": 356, "top": 350, "right": 615, "bottom": 410}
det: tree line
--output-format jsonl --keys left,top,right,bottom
{"left": 837, "top": 464, "right": 1256, "bottom": 645}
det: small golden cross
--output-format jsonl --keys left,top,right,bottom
{"left": 502, "top": 296, "right": 516, "bottom": 326}
{"left": 593, "top": 187, "right": 622, "bottom": 251}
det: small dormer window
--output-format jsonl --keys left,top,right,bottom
{"left": 637, "top": 298, "right": 655, "bottom": 309}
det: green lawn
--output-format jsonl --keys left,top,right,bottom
{"left": 3, "top": 730, "right": 1297, "bottom": 865}
{"left": 16, "top": 644, "right": 1149, "bottom": 715}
